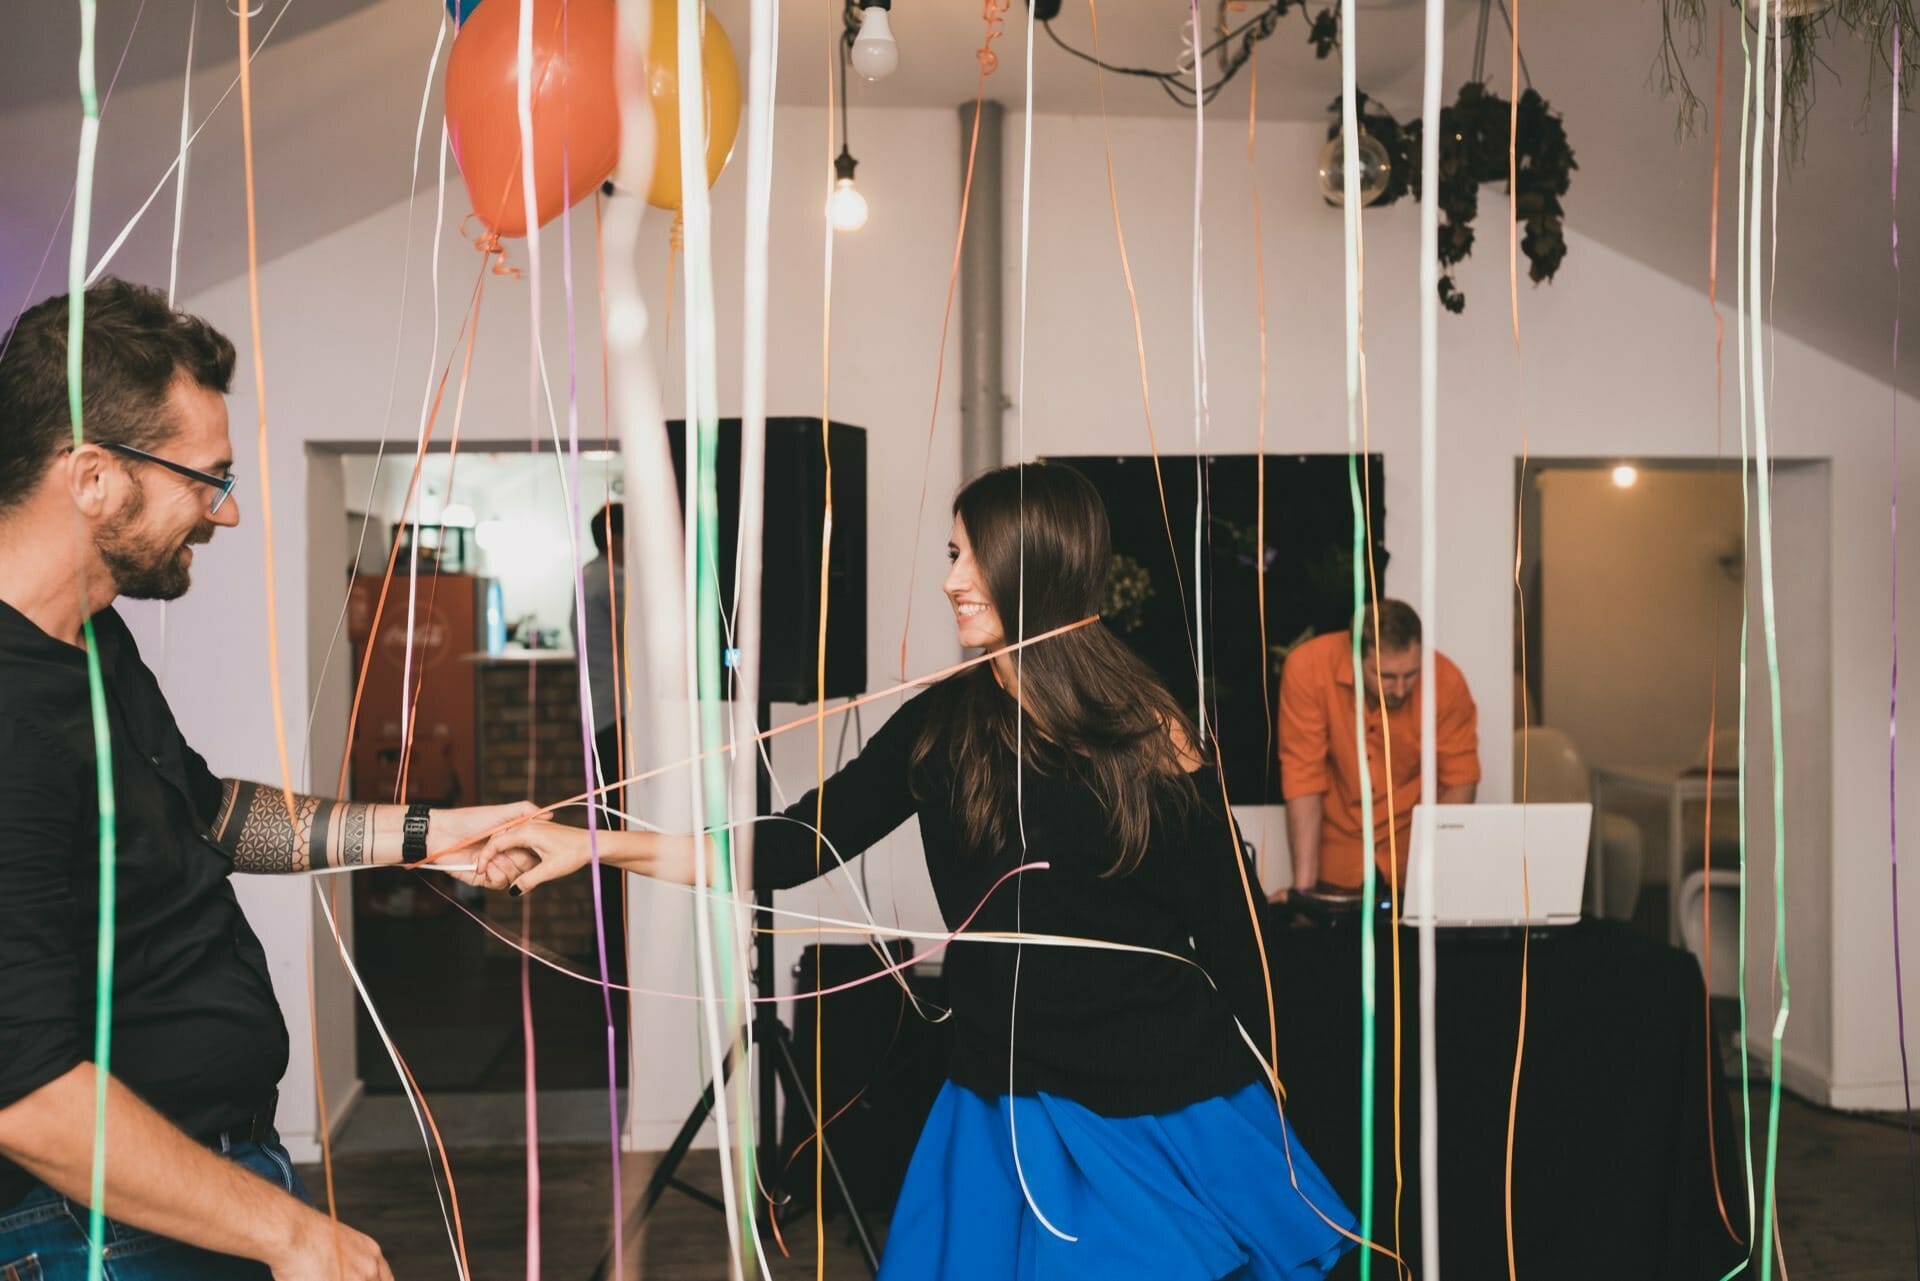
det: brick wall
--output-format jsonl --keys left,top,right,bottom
{"left": 476, "top": 661, "right": 615, "bottom": 966}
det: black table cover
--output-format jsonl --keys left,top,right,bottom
{"left": 1265, "top": 916, "right": 1749, "bottom": 1281}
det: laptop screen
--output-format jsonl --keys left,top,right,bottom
{"left": 1401, "top": 803, "right": 1592, "bottom": 927}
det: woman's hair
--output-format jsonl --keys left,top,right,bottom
{"left": 911, "top": 462, "right": 1201, "bottom": 875}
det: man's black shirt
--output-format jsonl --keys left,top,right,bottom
{"left": 0, "top": 602, "right": 289, "bottom": 1205}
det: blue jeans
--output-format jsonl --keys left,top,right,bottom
{"left": 0, "top": 1132, "right": 308, "bottom": 1280}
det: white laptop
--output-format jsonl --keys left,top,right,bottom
{"left": 1400, "top": 803, "right": 1591, "bottom": 928}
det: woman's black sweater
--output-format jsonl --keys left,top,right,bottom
{"left": 753, "top": 686, "right": 1274, "bottom": 1116}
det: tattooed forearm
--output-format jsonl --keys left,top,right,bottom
{"left": 210, "top": 781, "right": 315, "bottom": 872}
{"left": 211, "top": 781, "right": 374, "bottom": 872}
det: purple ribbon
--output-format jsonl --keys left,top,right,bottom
{"left": 1890, "top": 25, "right": 1919, "bottom": 1279}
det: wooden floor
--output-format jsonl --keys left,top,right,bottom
{"left": 299, "top": 1142, "right": 880, "bottom": 1280}
{"left": 1753, "top": 1088, "right": 1920, "bottom": 1281}
{"left": 298, "top": 1084, "right": 1917, "bottom": 1280}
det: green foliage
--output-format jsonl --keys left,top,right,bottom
{"left": 1105, "top": 554, "right": 1156, "bottom": 635}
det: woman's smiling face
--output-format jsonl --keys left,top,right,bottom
{"left": 944, "top": 515, "right": 1006, "bottom": 650}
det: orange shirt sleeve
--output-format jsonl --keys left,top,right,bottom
{"left": 1434, "top": 655, "right": 1481, "bottom": 789}
{"left": 1279, "top": 639, "right": 1333, "bottom": 801}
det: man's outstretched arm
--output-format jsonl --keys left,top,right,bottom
{"left": 208, "top": 783, "right": 535, "bottom": 874}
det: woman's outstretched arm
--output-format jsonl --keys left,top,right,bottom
{"left": 473, "top": 824, "right": 704, "bottom": 894}
{"left": 476, "top": 692, "right": 932, "bottom": 895}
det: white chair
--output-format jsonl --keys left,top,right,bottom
{"left": 1677, "top": 869, "right": 1743, "bottom": 1000}
{"left": 1513, "top": 728, "right": 1646, "bottom": 921}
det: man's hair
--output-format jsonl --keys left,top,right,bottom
{"left": 0, "top": 277, "right": 236, "bottom": 514}
{"left": 591, "top": 501, "right": 625, "bottom": 554}
{"left": 1357, "top": 598, "right": 1422, "bottom": 656}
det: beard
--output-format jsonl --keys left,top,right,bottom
{"left": 97, "top": 488, "right": 215, "bottom": 601}
{"left": 1365, "top": 688, "right": 1411, "bottom": 713}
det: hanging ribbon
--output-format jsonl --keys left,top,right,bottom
{"left": 1334, "top": 0, "right": 1383, "bottom": 1271}
{"left": 1889, "top": 24, "right": 1920, "bottom": 1280}
{"left": 669, "top": 0, "right": 754, "bottom": 1272}
{"left": 65, "top": 5, "right": 117, "bottom": 1276}
{"left": 1414, "top": 0, "right": 1445, "bottom": 1272}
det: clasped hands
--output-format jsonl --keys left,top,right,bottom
{"left": 413, "top": 805, "right": 567, "bottom": 893}
{"left": 446, "top": 814, "right": 709, "bottom": 896}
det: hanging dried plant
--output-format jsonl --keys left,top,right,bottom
{"left": 1656, "top": 0, "right": 1918, "bottom": 149}
{"left": 1327, "top": 85, "right": 1577, "bottom": 314}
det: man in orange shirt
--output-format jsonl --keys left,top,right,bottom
{"left": 1274, "top": 599, "right": 1480, "bottom": 901}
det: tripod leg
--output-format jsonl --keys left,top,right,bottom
{"left": 587, "top": 1048, "right": 740, "bottom": 1281}
{"left": 641, "top": 1047, "right": 734, "bottom": 1217}
{"left": 768, "top": 1029, "right": 883, "bottom": 1276}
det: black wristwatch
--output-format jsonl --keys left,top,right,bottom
{"left": 402, "top": 804, "right": 432, "bottom": 864}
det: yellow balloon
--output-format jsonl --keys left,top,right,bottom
{"left": 643, "top": 0, "right": 742, "bottom": 213}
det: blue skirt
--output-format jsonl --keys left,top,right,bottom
{"left": 877, "top": 1081, "right": 1357, "bottom": 1280}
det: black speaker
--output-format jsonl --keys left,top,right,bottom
{"left": 664, "top": 418, "right": 867, "bottom": 703}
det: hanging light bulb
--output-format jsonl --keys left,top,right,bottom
{"left": 827, "top": 147, "right": 869, "bottom": 232}
{"left": 850, "top": 0, "right": 898, "bottom": 80}
{"left": 1317, "top": 126, "right": 1394, "bottom": 208}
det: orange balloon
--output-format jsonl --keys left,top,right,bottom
{"left": 444, "top": 0, "right": 620, "bottom": 241}
{"left": 640, "top": 0, "right": 742, "bottom": 212}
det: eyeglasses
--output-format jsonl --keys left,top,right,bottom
{"left": 102, "top": 442, "right": 238, "bottom": 515}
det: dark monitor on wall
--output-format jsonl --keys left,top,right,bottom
{"left": 1044, "top": 452, "right": 1387, "bottom": 803}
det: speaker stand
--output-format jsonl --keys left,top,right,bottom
{"left": 589, "top": 701, "right": 882, "bottom": 1279}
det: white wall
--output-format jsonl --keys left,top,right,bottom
{"left": 117, "top": 95, "right": 1920, "bottom": 1166}
{"left": 1741, "top": 463, "right": 1836, "bottom": 1101}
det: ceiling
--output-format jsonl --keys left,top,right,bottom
{"left": 0, "top": 1, "right": 390, "bottom": 115}
{"left": 2, "top": 0, "right": 1911, "bottom": 392}
{"left": 772, "top": 0, "right": 1467, "bottom": 119}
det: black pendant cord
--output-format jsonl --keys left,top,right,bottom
{"left": 839, "top": 11, "right": 853, "bottom": 152}
{"left": 1472, "top": 0, "right": 1535, "bottom": 92}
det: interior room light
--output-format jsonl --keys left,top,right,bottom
{"left": 851, "top": 0, "right": 898, "bottom": 80}
{"left": 1316, "top": 127, "right": 1394, "bottom": 207}
{"left": 474, "top": 518, "right": 507, "bottom": 552}
{"left": 827, "top": 148, "right": 869, "bottom": 232}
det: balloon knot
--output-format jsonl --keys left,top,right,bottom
{"left": 978, "top": 0, "right": 1012, "bottom": 76}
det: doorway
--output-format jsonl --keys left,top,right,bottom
{"left": 1519, "top": 459, "right": 1746, "bottom": 937}
{"left": 310, "top": 442, "right": 631, "bottom": 1096}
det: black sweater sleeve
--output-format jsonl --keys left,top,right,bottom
{"left": 1171, "top": 778, "right": 1278, "bottom": 1070}
{"left": 750, "top": 695, "right": 928, "bottom": 892}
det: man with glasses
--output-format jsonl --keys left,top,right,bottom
{"left": 0, "top": 279, "right": 536, "bottom": 1280}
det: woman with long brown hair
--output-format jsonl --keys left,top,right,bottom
{"left": 480, "top": 463, "right": 1354, "bottom": 1278}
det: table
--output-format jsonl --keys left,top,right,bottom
{"left": 1590, "top": 765, "right": 1740, "bottom": 944}
{"left": 1266, "top": 917, "right": 1747, "bottom": 1281}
